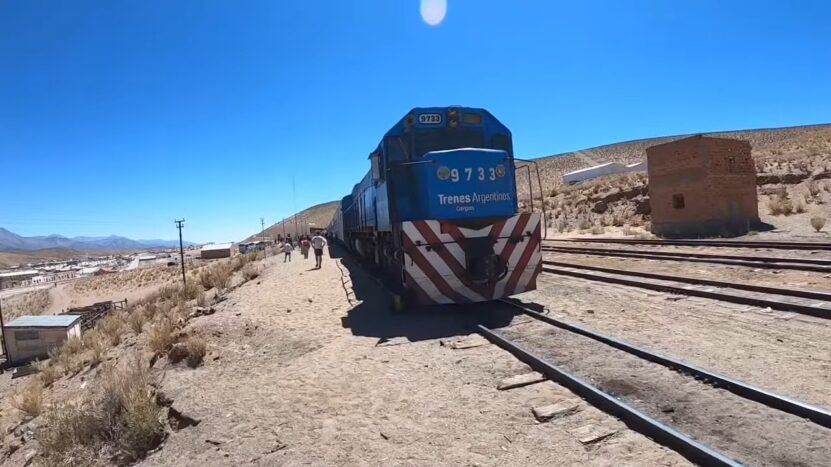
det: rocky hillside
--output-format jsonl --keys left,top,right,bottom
{"left": 245, "top": 200, "right": 340, "bottom": 241}
{"left": 527, "top": 124, "right": 831, "bottom": 237}
{"left": 517, "top": 124, "right": 831, "bottom": 198}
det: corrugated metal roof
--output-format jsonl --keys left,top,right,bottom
{"left": 563, "top": 162, "right": 623, "bottom": 177}
{"left": 0, "top": 270, "right": 40, "bottom": 278}
{"left": 6, "top": 315, "right": 81, "bottom": 328}
{"left": 201, "top": 243, "right": 233, "bottom": 251}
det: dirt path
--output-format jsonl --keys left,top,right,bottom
{"left": 142, "top": 249, "right": 688, "bottom": 466}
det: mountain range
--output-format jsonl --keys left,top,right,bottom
{"left": 0, "top": 227, "right": 195, "bottom": 252}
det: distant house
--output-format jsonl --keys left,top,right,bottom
{"left": 3, "top": 315, "right": 82, "bottom": 364}
{"left": 562, "top": 161, "right": 647, "bottom": 184}
{"left": 0, "top": 270, "right": 40, "bottom": 290}
{"left": 201, "top": 243, "right": 233, "bottom": 259}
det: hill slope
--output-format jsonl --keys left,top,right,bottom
{"left": 521, "top": 123, "right": 831, "bottom": 197}
{"left": 245, "top": 201, "right": 340, "bottom": 241}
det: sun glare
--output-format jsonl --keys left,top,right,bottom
{"left": 420, "top": 0, "right": 447, "bottom": 26}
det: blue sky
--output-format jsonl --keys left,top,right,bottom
{"left": 1, "top": 1, "right": 829, "bottom": 243}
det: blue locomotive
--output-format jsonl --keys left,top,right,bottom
{"left": 333, "top": 106, "right": 543, "bottom": 305}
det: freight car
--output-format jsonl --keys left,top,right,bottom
{"left": 334, "top": 106, "right": 544, "bottom": 306}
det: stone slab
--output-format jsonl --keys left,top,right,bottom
{"left": 497, "top": 372, "right": 546, "bottom": 390}
{"left": 532, "top": 400, "right": 580, "bottom": 422}
{"left": 567, "top": 424, "right": 617, "bottom": 444}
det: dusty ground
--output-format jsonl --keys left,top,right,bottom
{"left": 520, "top": 273, "right": 831, "bottom": 409}
{"left": 140, "top": 248, "right": 688, "bottom": 467}
{"left": 501, "top": 318, "right": 831, "bottom": 466}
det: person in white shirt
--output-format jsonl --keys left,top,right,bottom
{"left": 310, "top": 234, "right": 327, "bottom": 269}
{"left": 283, "top": 241, "right": 293, "bottom": 263}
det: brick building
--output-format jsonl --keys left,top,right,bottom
{"left": 646, "top": 135, "right": 760, "bottom": 237}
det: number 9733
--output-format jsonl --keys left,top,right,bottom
{"left": 449, "top": 167, "right": 497, "bottom": 182}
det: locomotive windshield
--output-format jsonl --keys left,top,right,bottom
{"left": 413, "top": 127, "right": 485, "bottom": 157}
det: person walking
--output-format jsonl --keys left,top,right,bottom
{"left": 300, "top": 237, "right": 311, "bottom": 259}
{"left": 283, "top": 240, "right": 293, "bottom": 262}
{"left": 311, "top": 232, "right": 327, "bottom": 269}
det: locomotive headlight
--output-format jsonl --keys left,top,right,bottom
{"left": 495, "top": 164, "right": 506, "bottom": 177}
{"left": 437, "top": 166, "right": 451, "bottom": 180}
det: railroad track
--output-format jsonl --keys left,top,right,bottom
{"left": 545, "top": 238, "right": 831, "bottom": 251}
{"left": 541, "top": 245, "right": 831, "bottom": 272}
{"left": 539, "top": 260, "right": 831, "bottom": 319}
{"left": 479, "top": 300, "right": 831, "bottom": 466}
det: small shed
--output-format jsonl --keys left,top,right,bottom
{"left": 3, "top": 315, "right": 82, "bottom": 364}
{"left": 646, "top": 135, "right": 759, "bottom": 237}
{"left": 201, "top": 243, "right": 233, "bottom": 259}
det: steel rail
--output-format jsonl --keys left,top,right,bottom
{"left": 499, "top": 300, "right": 831, "bottom": 430}
{"left": 542, "top": 259, "right": 831, "bottom": 302}
{"left": 540, "top": 264, "right": 831, "bottom": 319}
{"left": 542, "top": 244, "right": 831, "bottom": 266}
{"left": 476, "top": 325, "right": 742, "bottom": 467}
{"left": 545, "top": 238, "right": 831, "bottom": 251}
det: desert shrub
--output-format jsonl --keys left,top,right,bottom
{"left": 609, "top": 204, "right": 636, "bottom": 227}
{"left": 767, "top": 194, "right": 794, "bottom": 215}
{"left": 200, "top": 264, "right": 232, "bottom": 290}
{"left": 622, "top": 225, "right": 634, "bottom": 236}
{"left": 795, "top": 198, "right": 806, "bottom": 213}
{"left": 811, "top": 216, "right": 826, "bottom": 232}
{"left": 242, "top": 264, "right": 261, "bottom": 281}
{"left": 37, "top": 356, "right": 163, "bottom": 466}
{"left": 127, "top": 308, "right": 147, "bottom": 334}
{"left": 148, "top": 318, "right": 177, "bottom": 354}
{"left": 590, "top": 225, "right": 605, "bottom": 235}
{"left": 62, "top": 335, "right": 85, "bottom": 357}
{"left": 808, "top": 180, "right": 822, "bottom": 198}
{"left": 12, "top": 382, "right": 44, "bottom": 416}
{"left": 180, "top": 281, "right": 202, "bottom": 301}
{"left": 33, "top": 359, "right": 62, "bottom": 387}
{"left": 85, "top": 332, "right": 107, "bottom": 366}
{"left": 96, "top": 313, "right": 125, "bottom": 346}
{"left": 185, "top": 337, "right": 207, "bottom": 368}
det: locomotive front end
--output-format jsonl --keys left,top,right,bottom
{"left": 400, "top": 148, "right": 542, "bottom": 304}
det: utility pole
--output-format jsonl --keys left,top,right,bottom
{"left": 0, "top": 298, "right": 7, "bottom": 364}
{"left": 175, "top": 219, "right": 186, "bottom": 285}
{"left": 292, "top": 176, "right": 298, "bottom": 238}
{"left": 282, "top": 217, "right": 286, "bottom": 238}
{"left": 260, "top": 217, "right": 265, "bottom": 243}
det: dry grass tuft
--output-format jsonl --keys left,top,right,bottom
{"left": 180, "top": 281, "right": 202, "bottom": 301}
{"left": 199, "top": 264, "right": 232, "bottom": 290}
{"left": 185, "top": 337, "right": 207, "bottom": 368}
{"left": 148, "top": 318, "right": 177, "bottom": 354}
{"left": 36, "top": 355, "right": 164, "bottom": 466}
{"left": 128, "top": 308, "right": 147, "bottom": 334}
{"left": 242, "top": 264, "right": 261, "bottom": 281}
{"left": 83, "top": 331, "right": 107, "bottom": 366}
{"left": 767, "top": 193, "right": 794, "bottom": 215}
{"left": 12, "top": 381, "right": 45, "bottom": 417}
{"left": 33, "top": 359, "right": 62, "bottom": 387}
{"left": 811, "top": 216, "right": 826, "bottom": 232}
{"left": 97, "top": 313, "right": 125, "bottom": 346}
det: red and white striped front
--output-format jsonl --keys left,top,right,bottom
{"left": 401, "top": 213, "right": 542, "bottom": 305}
